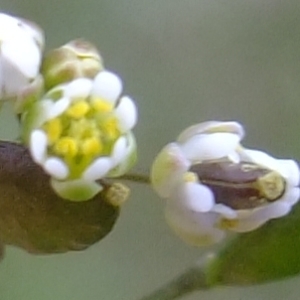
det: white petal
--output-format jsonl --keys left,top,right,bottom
{"left": 83, "top": 157, "right": 112, "bottom": 181}
{"left": 166, "top": 197, "right": 224, "bottom": 246}
{"left": 241, "top": 149, "right": 281, "bottom": 171}
{"left": 233, "top": 202, "right": 291, "bottom": 232}
{"left": 178, "top": 121, "right": 244, "bottom": 144}
{"left": 30, "top": 130, "right": 47, "bottom": 163}
{"left": 108, "top": 133, "right": 137, "bottom": 178}
{"left": 0, "top": 13, "right": 44, "bottom": 50}
{"left": 0, "top": 45, "right": 28, "bottom": 97}
{"left": 150, "top": 143, "right": 190, "bottom": 198}
{"left": 51, "top": 178, "right": 103, "bottom": 201}
{"left": 228, "top": 152, "right": 240, "bottom": 164}
{"left": 19, "top": 18, "right": 44, "bottom": 48}
{"left": 276, "top": 159, "right": 300, "bottom": 186}
{"left": 261, "top": 202, "right": 291, "bottom": 219}
{"left": 2, "top": 37, "right": 41, "bottom": 78}
{"left": 45, "top": 97, "right": 70, "bottom": 120}
{"left": 44, "top": 157, "right": 69, "bottom": 179}
{"left": 111, "top": 136, "right": 127, "bottom": 166}
{"left": 0, "top": 13, "right": 23, "bottom": 40}
{"left": 180, "top": 132, "right": 240, "bottom": 162}
{"left": 32, "top": 100, "right": 53, "bottom": 127}
{"left": 177, "top": 182, "right": 215, "bottom": 213}
{"left": 63, "top": 78, "right": 92, "bottom": 99}
{"left": 242, "top": 149, "right": 300, "bottom": 187}
{"left": 92, "top": 71, "right": 123, "bottom": 103}
{"left": 211, "top": 203, "right": 237, "bottom": 219}
{"left": 114, "top": 96, "right": 137, "bottom": 131}
{"left": 278, "top": 186, "right": 300, "bottom": 206}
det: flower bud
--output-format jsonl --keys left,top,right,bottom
{"left": 42, "top": 39, "right": 104, "bottom": 91}
{"left": 0, "top": 13, "right": 44, "bottom": 101}
{"left": 151, "top": 121, "right": 300, "bottom": 246}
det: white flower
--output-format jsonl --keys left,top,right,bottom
{"left": 0, "top": 12, "right": 44, "bottom": 100}
{"left": 22, "top": 70, "right": 137, "bottom": 201}
{"left": 151, "top": 121, "right": 300, "bottom": 246}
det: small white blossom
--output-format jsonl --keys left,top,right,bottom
{"left": 22, "top": 70, "right": 137, "bottom": 201}
{"left": 151, "top": 121, "right": 300, "bottom": 246}
{"left": 0, "top": 12, "right": 44, "bottom": 100}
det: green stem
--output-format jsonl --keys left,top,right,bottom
{"left": 138, "top": 254, "right": 214, "bottom": 300}
{"left": 120, "top": 173, "right": 151, "bottom": 184}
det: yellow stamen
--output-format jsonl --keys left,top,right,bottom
{"left": 183, "top": 172, "right": 198, "bottom": 183}
{"left": 91, "top": 98, "right": 113, "bottom": 112}
{"left": 218, "top": 218, "right": 239, "bottom": 230}
{"left": 101, "top": 117, "right": 120, "bottom": 140}
{"left": 81, "top": 137, "right": 103, "bottom": 156}
{"left": 68, "top": 118, "right": 99, "bottom": 140}
{"left": 54, "top": 137, "right": 78, "bottom": 157}
{"left": 43, "top": 118, "right": 62, "bottom": 144}
{"left": 66, "top": 101, "right": 90, "bottom": 119}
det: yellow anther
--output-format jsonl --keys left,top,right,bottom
{"left": 81, "top": 137, "right": 103, "bottom": 156}
{"left": 91, "top": 98, "right": 113, "bottom": 113}
{"left": 66, "top": 101, "right": 90, "bottom": 119}
{"left": 101, "top": 117, "right": 120, "bottom": 140}
{"left": 183, "top": 172, "right": 198, "bottom": 183}
{"left": 43, "top": 118, "right": 62, "bottom": 144}
{"left": 218, "top": 218, "right": 239, "bottom": 230}
{"left": 54, "top": 137, "right": 78, "bottom": 157}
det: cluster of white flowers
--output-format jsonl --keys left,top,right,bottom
{"left": 1, "top": 12, "right": 300, "bottom": 245}
{"left": 0, "top": 12, "right": 44, "bottom": 101}
{"left": 151, "top": 121, "right": 300, "bottom": 246}
{"left": 23, "top": 70, "right": 137, "bottom": 201}
{"left": 0, "top": 12, "right": 137, "bottom": 202}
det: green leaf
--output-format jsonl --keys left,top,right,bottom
{"left": 206, "top": 202, "right": 300, "bottom": 286}
{"left": 0, "top": 141, "right": 120, "bottom": 255}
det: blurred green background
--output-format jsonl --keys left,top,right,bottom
{"left": 1, "top": 1, "right": 300, "bottom": 299}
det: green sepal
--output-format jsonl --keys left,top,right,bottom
{"left": 51, "top": 178, "right": 104, "bottom": 202}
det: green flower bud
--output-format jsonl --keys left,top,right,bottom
{"left": 42, "top": 39, "right": 104, "bottom": 91}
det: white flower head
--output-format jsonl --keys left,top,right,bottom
{"left": 23, "top": 70, "right": 137, "bottom": 201}
{"left": 0, "top": 12, "right": 44, "bottom": 100}
{"left": 151, "top": 121, "right": 300, "bottom": 246}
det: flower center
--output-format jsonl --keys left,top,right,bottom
{"left": 42, "top": 97, "right": 121, "bottom": 178}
